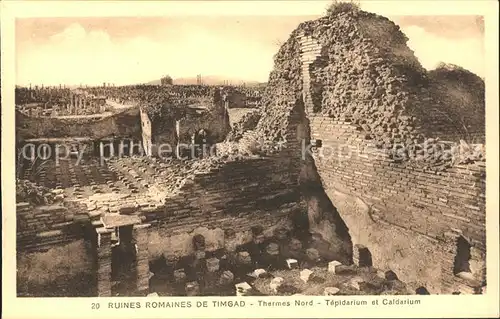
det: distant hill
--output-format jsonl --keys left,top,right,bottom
{"left": 144, "top": 75, "right": 263, "bottom": 87}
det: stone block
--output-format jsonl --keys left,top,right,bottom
{"left": 119, "top": 205, "right": 137, "bottom": 215}
{"left": 456, "top": 271, "right": 475, "bottom": 281}
{"left": 328, "top": 260, "right": 343, "bottom": 273}
{"left": 147, "top": 292, "right": 159, "bottom": 297}
{"left": 37, "top": 230, "right": 63, "bottom": 238}
{"left": 238, "top": 251, "right": 252, "bottom": 264}
{"left": 335, "top": 265, "right": 357, "bottom": 275}
{"left": 52, "top": 189, "right": 64, "bottom": 195}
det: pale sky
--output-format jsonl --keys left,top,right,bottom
{"left": 15, "top": 10, "right": 485, "bottom": 86}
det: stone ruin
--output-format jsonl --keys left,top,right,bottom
{"left": 248, "top": 6, "right": 486, "bottom": 294}
{"left": 15, "top": 5, "right": 486, "bottom": 297}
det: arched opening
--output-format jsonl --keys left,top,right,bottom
{"left": 453, "top": 235, "right": 472, "bottom": 275}
{"left": 355, "top": 244, "right": 373, "bottom": 267}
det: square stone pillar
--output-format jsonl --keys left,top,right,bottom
{"left": 96, "top": 227, "right": 113, "bottom": 297}
{"left": 133, "top": 223, "right": 151, "bottom": 293}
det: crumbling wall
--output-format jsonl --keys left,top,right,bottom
{"left": 17, "top": 238, "right": 94, "bottom": 297}
{"left": 248, "top": 17, "right": 356, "bottom": 265}
{"left": 16, "top": 202, "right": 88, "bottom": 253}
{"left": 226, "top": 110, "right": 261, "bottom": 142}
{"left": 427, "top": 64, "right": 485, "bottom": 143}
{"left": 254, "top": 29, "right": 303, "bottom": 146}
{"left": 177, "top": 109, "right": 230, "bottom": 145}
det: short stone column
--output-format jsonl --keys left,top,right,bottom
{"left": 96, "top": 227, "right": 113, "bottom": 297}
{"left": 133, "top": 223, "right": 151, "bottom": 293}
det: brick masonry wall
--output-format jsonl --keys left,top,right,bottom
{"left": 17, "top": 107, "right": 142, "bottom": 141}
{"left": 308, "top": 118, "right": 486, "bottom": 246}
{"left": 16, "top": 202, "right": 95, "bottom": 296}
{"left": 177, "top": 109, "right": 230, "bottom": 145}
{"left": 16, "top": 238, "right": 95, "bottom": 297}
{"left": 299, "top": 33, "right": 486, "bottom": 293}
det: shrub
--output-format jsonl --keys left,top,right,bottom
{"left": 325, "top": 0, "right": 360, "bottom": 15}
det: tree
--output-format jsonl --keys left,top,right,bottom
{"left": 161, "top": 75, "right": 173, "bottom": 86}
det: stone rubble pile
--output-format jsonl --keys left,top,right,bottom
{"left": 254, "top": 30, "right": 304, "bottom": 146}
{"left": 226, "top": 110, "right": 262, "bottom": 142}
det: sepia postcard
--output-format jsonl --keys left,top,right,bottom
{"left": 1, "top": 0, "right": 499, "bottom": 318}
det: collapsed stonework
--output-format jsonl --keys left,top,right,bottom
{"left": 251, "top": 7, "right": 486, "bottom": 294}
